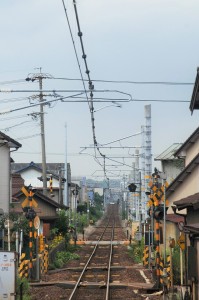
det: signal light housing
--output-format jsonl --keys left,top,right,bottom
{"left": 128, "top": 183, "right": 137, "bottom": 192}
{"left": 23, "top": 206, "right": 36, "bottom": 220}
{"left": 153, "top": 205, "right": 168, "bottom": 220}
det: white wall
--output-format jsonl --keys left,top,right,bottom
{"left": 0, "top": 146, "right": 10, "bottom": 213}
{"left": 20, "top": 169, "right": 60, "bottom": 188}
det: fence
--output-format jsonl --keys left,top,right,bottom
{"left": 18, "top": 244, "right": 49, "bottom": 280}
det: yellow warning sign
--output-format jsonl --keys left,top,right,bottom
{"left": 21, "top": 187, "right": 38, "bottom": 208}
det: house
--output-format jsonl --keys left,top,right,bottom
{"left": 166, "top": 127, "right": 199, "bottom": 214}
{"left": 154, "top": 143, "right": 184, "bottom": 183}
{"left": 165, "top": 127, "right": 199, "bottom": 299}
{"left": 11, "top": 185, "right": 67, "bottom": 237}
{"left": 11, "top": 161, "right": 71, "bottom": 206}
{"left": 0, "top": 131, "right": 21, "bottom": 214}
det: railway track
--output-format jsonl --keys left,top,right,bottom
{"left": 30, "top": 204, "right": 155, "bottom": 300}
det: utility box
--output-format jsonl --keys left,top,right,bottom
{"left": 0, "top": 251, "right": 17, "bottom": 299}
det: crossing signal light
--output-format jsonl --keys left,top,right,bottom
{"left": 128, "top": 183, "right": 137, "bottom": 192}
{"left": 23, "top": 207, "right": 36, "bottom": 220}
{"left": 153, "top": 205, "right": 168, "bottom": 220}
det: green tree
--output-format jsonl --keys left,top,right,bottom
{"left": 77, "top": 204, "right": 87, "bottom": 214}
{"left": 93, "top": 192, "right": 103, "bottom": 208}
{"left": 53, "top": 210, "right": 69, "bottom": 237}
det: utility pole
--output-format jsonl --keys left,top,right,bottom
{"left": 26, "top": 70, "right": 53, "bottom": 196}
{"left": 64, "top": 123, "right": 68, "bottom": 207}
{"left": 39, "top": 74, "right": 47, "bottom": 196}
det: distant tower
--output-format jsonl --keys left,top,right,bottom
{"left": 144, "top": 105, "right": 152, "bottom": 218}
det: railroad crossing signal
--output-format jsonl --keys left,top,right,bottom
{"left": 146, "top": 180, "right": 169, "bottom": 207}
{"left": 21, "top": 186, "right": 38, "bottom": 208}
{"left": 177, "top": 232, "right": 185, "bottom": 251}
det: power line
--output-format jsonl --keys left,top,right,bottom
{"left": 1, "top": 120, "right": 34, "bottom": 131}
{"left": 16, "top": 133, "right": 40, "bottom": 140}
{"left": 0, "top": 79, "right": 26, "bottom": 85}
{"left": 1, "top": 76, "right": 193, "bottom": 87}
{"left": 51, "top": 76, "right": 194, "bottom": 86}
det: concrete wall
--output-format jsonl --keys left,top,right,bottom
{"left": 167, "top": 167, "right": 199, "bottom": 214}
{"left": 186, "top": 139, "right": 199, "bottom": 166}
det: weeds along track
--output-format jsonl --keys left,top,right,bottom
{"left": 30, "top": 204, "right": 153, "bottom": 300}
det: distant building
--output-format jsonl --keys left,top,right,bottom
{"left": 11, "top": 162, "right": 71, "bottom": 206}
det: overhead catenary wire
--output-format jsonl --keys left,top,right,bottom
{"left": 61, "top": 0, "right": 105, "bottom": 173}
{"left": 61, "top": 0, "right": 91, "bottom": 109}
{"left": 0, "top": 88, "right": 189, "bottom": 103}
{"left": 71, "top": 0, "right": 109, "bottom": 179}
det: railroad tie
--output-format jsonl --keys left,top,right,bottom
{"left": 72, "top": 274, "right": 79, "bottom": 280}
{"left": 85, "top": 274, "right": 95, "bottom": 282}
{"left": 111, "top": 274, "right": 120, "bottom": 282}
{"left": 97, "top": 274, "right": 105, "bottom": 281}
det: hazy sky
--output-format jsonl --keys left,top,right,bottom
{"left": 1, "top": 0, "right": 199, "bottom": 180}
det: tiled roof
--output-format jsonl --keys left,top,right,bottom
{"left": 184, "top": 224, "right": 199, "bottom": 234}
{"left": 12, "top": 173, "right": 24, "bottom": 195}
{"left": 166, "top": 214, "right": 184, "bottom": 223}
{"left": 173, "top": 126, "right": 199, "bottom": 157}
{"left": 190, "top": 67, "right": 199, "bottom": 114}
{"left": 0, "top": 131, "right": 21, "bottom": 148}
{"left": 155, "top": 143, "right": 183, "bottom": 161}
{"left": 173, "top": 192, "right": 199, "bottom": 211}
{"left": 11, "top": 161, "right": 66, "bottom": 179}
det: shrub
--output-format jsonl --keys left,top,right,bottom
{"left": 128, "top": 238, "right": 144, "bottom": 263}
{"left": 172, "top": 246, "right": 181, "bottom": 285}
{"left": 52, "top": 251, "right": 80, "bottom": 269}
{"left": 16, "top": 276, "right": 30, "bottom": 300}
{"left": 49, "top": 234, "right": 64, "bottom": 250}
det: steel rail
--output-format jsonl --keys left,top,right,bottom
{"left": 105, "top": 218, "right": 115, "bottom": 300}
{"left": 68, "top": 215, "right": 113, "bottom": 300}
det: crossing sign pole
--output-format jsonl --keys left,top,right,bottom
{"left": 21, "top": 185, "right": 38, "bottom": 279}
